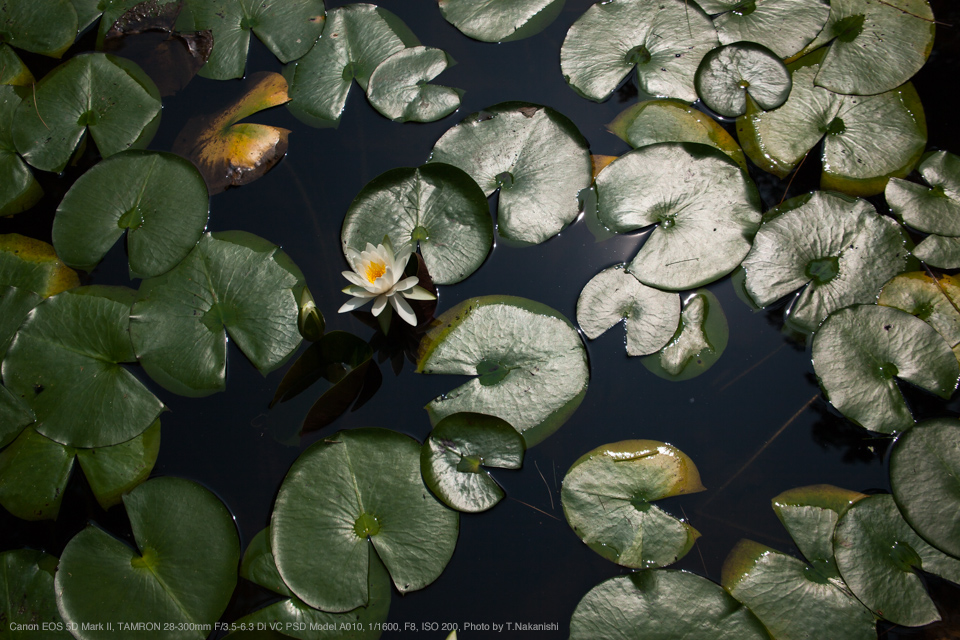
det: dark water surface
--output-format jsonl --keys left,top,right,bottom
{"left": 3, "top": 0, "right": 960, "bottom": 637}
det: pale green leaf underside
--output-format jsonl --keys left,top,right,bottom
{"left": 695, "top": 43, "right": 791, "bottom": 117}
{"left": 714, "top": 0, "right": 831, "bottom": 59}
{"left": 438, "top": 0, "right": 565, "bottom": 42}
{"left": 365, "top": 46, "right": 462, "bottom": 123}
{"left": 886, "top": 150, "right": 960, "bottom": 236}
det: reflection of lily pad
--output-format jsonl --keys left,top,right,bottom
{"left": 131, "top": 232, "right": 304, "bottom": 397}
{"left": 0, "top": 86, "right": 42, "bottom": 216}
{"left": 53, "top": 150, "right": 209, "bottom": 278}
{"left": 0, "top": 550, "right": 72, "bottom": 639}
{"left": 341, "top": 163, "right": 492, "bottom": 285}
{"left": 0, "top": 0, "right": 77, "bottom": 57}
{"left": 695, "top": 43, "right": 791, "bottom": 118}
{"left": 890, "top": 418, "right": 960, "bottom": 559}
{"left": 0, "top": 234, "right": 79, "bottom": 298}
{"left": 811, "top": 304, "right": 959, "bottom": 433}
{"left": 886, "top": 150, "right": 960, "bottom": 236}
{"left": 562, "top": 440, "right": 704, "bottom": 569}
{"left": 439, "top": 0, "right": 565, "bottom": 42}
{"left": 642, "top": 291, "right": 729, "bottom": 381}
{"left": 429, "top": 102, "right": 591, "bottom": 245}
{"left": 271, "top": 428, "right": 459, "bottom": 612}
{"left": 421, "top": 413, "right": 525, "bottom": 513}
{"left": 417, "top": 296, "right": 589, "bottom": 447}
{"left": 711, "top": 0, "right": 831, "bottom": 59}
{"left": 879, "top": 272, "right": 960, "bottom": 362}
{"left": 365, "top": 46, "right": 462, "bottom": 123}
{"left": 560, "top": 0, "right": 718, "bottom": 103}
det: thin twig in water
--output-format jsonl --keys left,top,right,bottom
{"left": 508, "top": 497, "right": 561, "bottom": 521}
{"left": 680, "top": 505, "right": 708, "bottom": 576}
{"left": 875, "top": 0, "right": 949, "bottom": 24}
{"left": 32, "top": 82, "right": 49, "bottom": 130}
{"left": 716, "top": 344, "right": 786, "bottom": 392}
{"left": 779, "top": 151, "right": 810, "bottom": 205}
{"left": 535, "top": 460, "right": 555, "bottom": 510}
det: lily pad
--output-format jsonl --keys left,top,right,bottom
{"left": 3, "top": 286, "right": 165, "bottom": 448}
{"left": 172, "top": 71, "right": 291, "bottom": 195}
{"left": 0, "top": 234, "right": 79, "bottom": 297}
{"left": 695, "top": 42, "right": 791, "bottom": 117}
{"left": 0, "top": 285, "right": 41, "bottom": 362}
{"left": 0, "top": 420, "right": 160, "bottom": 520}
{"left": 421, "top": 412, "right": 525, "bottom": 513}
{"left": 834, "top": 493, "right": 960, "bottom": 627}
{"left": 177, "top": 0, "right": 325, "bottom": 80}
{"left": 889, "top": 418, "right": 960, "bottom": 558}
{"left": 0, "top": 44, "right": 34, "bottom": 85}
{"left": 560, "top": 0, "right": 718, "bottom": 103}
{"left": 417, "top": 296, "right": 589, "bottom": 447}
{"left": 741, "top": 191, "right": 910, "bottom": 334}
{"left": 642, "top": 290, "right": 729, "bottom": 380}
{"left": 365, "top": 46, "right": 462, "bottom": 123}
{"left": 13, "top": 53, "right": 162, "bottom": 173}
{"left": 576, "top": 265, "right": 680, "bottom": 356}
{"left": 438, "top": 0, "right": 565, "bottom": 42}
{"left": 341, "top": 163, "right": 492, "bottom": 285}
{"left": 0, "top": 550, "right": 72, "bottom": 639}
{"left": 0, "top": 383, "right": 34, "bottom": 449}
{"left": 271, "top": 428, "right": 459, "bottom": 612}
{"left": 569, "top": 571, "right": 771, "bottom": 639}
{"left": 914, "top": 234, "right": 960, "bottom": 269}
{"left": 0, "top": 0, "right": 77, "bottom": 57}
{"left": 131, "top": 231, "right": 304, "bottom": 397}
{"left": 429, "top": 102, "right": 591, "bottom": 245}
{"left": 1, "top": 86, "right": 42, "bottom": 216}
{"left": 886, "top": 150, "right": 960, "bottom": 236}
{"left": 811, "top": 304, "right": 960, "bottom": 433}
{"left": 879, "top": 272, "right": 960, "bottom": 362}
{"left": 596, "top": 143, "right": 762, "bottom": 290}
{"left": 721, "top": 539, "right": 876, "bottom": 640}
{"left": 56, "top": 476, "right": 240, "bottom": 639}
{"left": 282, "top": 4, "right": 419, "bottom": 128}
{"left": 606, "top": 99, "right": 747, "bottom": 170}
{"left": 562, "top": 440, "right": 704, "bottom": 569}
{"left": 712, "top": 0, "right": 831, "bottom": 59}
{"left": 53, "top": 150, "right": 209, "bottom": 278}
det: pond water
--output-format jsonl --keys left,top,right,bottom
{"left": 2, "top": 0, "right": 960, "bottom": 637}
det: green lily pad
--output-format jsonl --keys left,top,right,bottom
{"left": 241, "top": 527, "right": 293, "bottom": 597}
{"left": 0, "top": 420, "right": 160, "bottom": 520}
{"left": 721, "top": 539, "right": 876, "bottom": 640}
{"left": 695, "top": 42, "right": 791, "bottom": 117}
{"left": 0, "top": 234, "right": 80, "bottom": 297}
{"left": 0, "top": 44, "right": 34, "bottom": 85}
{"left": 0, "top": 0, "right": 77, "bottom": 58}
{"left": 0, "top": 383, "right": 34, "bottom": 449}
{"left": 642, "top": 290, "right": 729, "bottom": 380}
{"left": 283, "top": 4, "right": 419, "bottom": 128}
{"left": 561, "top": 440, "right": 704, "bottom": 569}
{"left": 417, "top": 296, "right": 589, "bottom": 447}
{"left": 560, "top": 0, "right": 718, "bottom": 103}
{"left": 569, "top": 571, "right": 771, "bottom": 639}
{"left": 53, "top": 150, "right": 209, "bottom": 278}
{"left": 56, "top": 476, "right": 240, "bottom": 639}
{"left": 576, "top": 265, "right": 680, "bottom": 356}
{"left": 741, "top": 191, "right": 910, "bottom": 334}
{"left": 914, "top": 234, "right": 960, "bottom": 269}
{"left": 0, "top": 285, "right": 41, "bottom": 362}
{"left": 341, "top": 163, "right": 491, "bottom": 285}
{"left": 429, "top": 102, "right": 591, "bottom": 245}
{"left": 13, "top": 53, "right": 162, "bottom": 173}
{"left": 834, "top": 493, "right": 960, "bottom": 627}
{"left": 131, "top": 231, "right": 303, "bottom": 397}
{"left": 438, "top": 0, "right": 565, "bottom": 42}
{"left": 712, "top": 0, "right": 831, "bottom": 59}
{"left": 811, "top": 304, "right": 959, "bottom": 433}
{"left": 421, "top": 412, "right": 525, "bottom": 513}
{"left": 365, "top": 46, "right": 462, "bottom": 123}
{"left": 596, "top": 143, "right": 762, "bottom": 290}
{"left": 886, "top": 150, "right": 960, "bottom": 236}
{"left": 890, "top": 418, "right": 960, "bottom": 558}
{"left": 0, "top": 86, "right": 42, "bottom": 216}
{"left": 177, "top": 0, "right": 325, "bottom": 80}
{"left": 2, "top": 286, "right": 165, "bottom": 448}
{"left": 607, "top": 99, "right": 747, "bottom": 170}
{"left": 0, "top": 550, "right": 72, "bottom": 639}
{"left": 271, "top": 428, "right": 459, "bottom": 612}
{"left": 879, "top": 272, "right": 960, "bottom": 362}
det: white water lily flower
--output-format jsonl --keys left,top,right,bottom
{"left": 338, "top": 237, "right": 436, "bottom": 326}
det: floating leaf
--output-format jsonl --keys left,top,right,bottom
{"left": 712, "top": 0, "right": 831, "bottom": 59}
{"left": 0, "top": 550, "right": 72, "bottom": 639}
{"left": 890, "top": 418, "right": 960, "bottom": 558}
{"left": 271, "top": 428, "right": 459, "bottom": 612}
{"left": 0, "top": 286, "right": 41, "bottom": 362}
{"left": 429, "top": 102, "right": 591, "bottom": 245}
{"left": 914, "top": 234, "right": 960, "bottom": 269}
{"left": 173, "top": 71, "right": 291, "bottom": 195}
{"left": 607, "top": 99, "right": 747, "bottom": 170}
{"left": 283, "top": 4, "right": 419, "bottom": 128}
{"left": 0, "top": 86, "right": 42, "bottom": 216}
{"left": 741, "top": 191, "right": 910, "bottom": 333}
{"left": 879, "top": 272, "right": 960, "bottom": 361}
{"left": 569, "top": 571, "right": 770, "bottom": 639}
{"left": 811, "top": 304, "right": 960, "bottom": 433}
{"left": 365, "top": 46, "right": 462, "bottom": 123}
{"left": 642, "top": 290, "right": 729, "bottom": 380}
{"left": 177, "top": 0, "right": 325, "bottom": 80}
{"left": 341, "top": 163, "right": 491, "bottom": 285}
{"left": 695, "top": 42, "right": 791, "bottom": 117}
{"left": 12, "top": 53, "right": 162, "bottom": 173}
{"left": 886, "top": 150, "right": 960, "bottom": 237}
{"left": 560, "top": 0, "right": 718, "bottom": 103}
{"left": 0, "top": 234, "right": 79, "bottom": 297}
{"left": 421, "top": 412, "right": 525, "bottom": 513}
{"left": 562, "top": 440, "right": 704, "bottom": 569}
{"left": 438, "top": 0, "right": 565, "bottom": 42}
{"left": 56, "top": 476, "right": 240, "bottom": 637}
{"left": 417, "top": 296, "right": 589, "bottom": 447}
{"left": 131, "top": 232, "right": 304, "bottom": 397}
{"left": 53, "top": 150, "right": 209, "bottom": 278}
{"left": 576, "top": 265, "right": 680, "bottom": 356}
{"left": 3, "top": 286, "right": 165, "bottom": 448}
{"left": 0, "top": 44, "right": 34, "bottom": 85}
{"left": 0, "top": 383, "right": 34, "bottom": 449}
{"left": 0, "top": 0, "right": 77, "bottom": 57}
{"left": 834, "top": 493, "right": 960, "bottom": 626}
{"left": 597, "top": 143, "right": 761, "bottom": 290}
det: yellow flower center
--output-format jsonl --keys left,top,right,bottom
{"left": 365, "top": 260, "right": 386, "bottom": 283}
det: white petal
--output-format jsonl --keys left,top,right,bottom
{"left": 393, "top": 276, "right": 419, "bottom": 292}
{"left": 342, "top": 271, "right": 369, "bottom": 288}
{"left": 394, "top": 243, "right": 413, "bottom": 271}
{"left": 372, "top": 295, "right": 388, "bottom": 316}
{"left": 390, "top": 294, "right": 418, "bottom": 326}
{"left": 342, "top": 285, "right": 378, "bottom": 297}
{"left": 345, "top": 247, "right": 362, "bottom": 263}
{"left": 401, "top": 285, "right": 436, "bottom": 301}
{"left": 338, "top": 297, "right": 371, "bottom": 313}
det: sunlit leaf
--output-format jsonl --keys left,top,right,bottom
{"left": 886, "top": 150, "right": 960, "bottom": 236}
{"left": 365, "top": 46, "right": 462, "bottom": 123}
{"left": 0, "top": 550, "right": 72, "bottom": 639}
{"left": 0, "top": 234, "right": 79, "bottom": 298}
{"left": 241, "top": 527, "right": 293, "bottom": 597}
{"left": 695, "top": 43, "right": 791, "bottom": 117}
{"left": 0, "top": 0, "right": 77, "bottom": 58}
{"left": 641, "top": 290, "right": 729, "bottom": 380}
{"left": 914, "top": 234, "right": 960, "bottom": 269}
{"left": 438, "top": 0, "right": 565, "bottom": 42}
{"left": 0, "top": 86, "right": 42, "bottom": 216}
{"left": 0, "top": 44, "right": 34, "bottom": 85}
{"left": 879, "top": 272, "right": 960, "bottom": 362}
{"left": 712, "top": 0, "right": 831, "bottom": 59}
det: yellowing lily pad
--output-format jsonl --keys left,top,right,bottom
{"left": 879, "top": 272, "right": 960, "bottom": 363}
{"left": 0, "top": 234, "right": 79, "bottom": 298}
